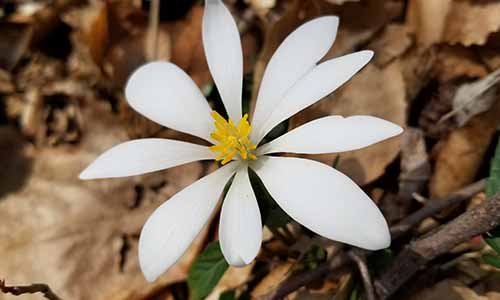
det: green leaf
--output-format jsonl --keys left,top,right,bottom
{"left": 188, "top": 241, "right": 229, "bottom": 300}
{"left": 484, "top": 138, "right": 500, "bottom": 253}
{"left": 248, "top": 168, "right": 291, "bottom": 229}
{"left": 219, "top": 290, "right": 236, "bottom": 300}
{"left": 298, "top": 244, "right": 327, "bottom": 271}
{"left": 486, "top": 137, "right": 500, "bottom": 198}
{"left": 349, "top": 283, "right": 362, "bottom": 300}
{"left": 367, "top": 249, "right": 394, "bottom": 276}
{"left": 484, "top": 227, "right": 500, "bottom": 254}
{"left": 482, "top": 254, "right": 500, "bottom": 268}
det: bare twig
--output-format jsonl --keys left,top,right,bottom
{"left": 1, "top": 279, "right": 61, "bottom": 300}
{"left": 349, "top": 251, "right": 376, "bottom": 300}
{"left": 375, "top": 191, "right": 500, "bottom": 299}
{"left": 259, "top": 179, "right": 486, "bottom": 300}
{"left": 390, "top": 179, "right": 486, "bottom": 239}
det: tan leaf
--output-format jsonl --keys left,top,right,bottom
{"left": 408, "top": 279, "right": 488, "bottom": 300}
{"left": 407, "top": 0, "right": 500, "bottom": 47}
{"left": 206, "top": 263, "right": 255, "bottom": 300}
{"left": 251, "top": 262, "right": 293, "bottom": 298}
{"left": 0, "top": 105, "right": 209, "bottom": 300}
{"left": 434, "top": 45, "right": 488, "bottom": 82}
{"left": 368, "top": 24, "right": 413, "bottom": 68}
{"left": 430, "top": 99, "right": 500, "bottom": 197}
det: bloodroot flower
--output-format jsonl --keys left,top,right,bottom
{"left": 80, "top": 0, "right": 403, "bottom": 282}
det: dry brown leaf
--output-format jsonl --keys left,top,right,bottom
{"left": 290, "top": 61, "right": 407, "bottom": 185}
{"left": 368, "top": 24, "right": 413, "bottom": 68}
{"left": 439, "top": 68, "right": 500, "bottom": 127}
{"left": 407, "top": 0, "right": 500, "bottom": 47}
{"left": 63, "top": 0, "right": 109, "bottom": 65}
{"left": 434, "top": 45, "right": 488, "bottom": 82}
{"left": 430, "top": 99, "right": 500, "bottom": 197}
{"left": 0, "top": 68, "right": 15, "bottom": 93}
{"left": 0, "top": 22, "right": 33, "bottom": 70}
{"left": 251, "top": 261, "right": 293, "bottom": 298}
{"left": 408, "top": 279, "right": 488, "bottom": 300}
{"left": 206, "top": 263, "right": 255, "bottom": 300}
{"left": 325, "top": 0, "right": 405, "bottom": 57}
{"left": 0, "top": 104, "right": 209, "bottom": 300}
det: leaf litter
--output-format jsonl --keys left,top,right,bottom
{"left": 1, "top": 0, "right": 500, "bottom": 299}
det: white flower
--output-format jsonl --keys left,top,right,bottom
{"left": 80, "top": 0, "right": 403, "bottom": 282}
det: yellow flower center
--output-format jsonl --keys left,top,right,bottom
{"left": 209, "top": 111, "right": 257, "bottom": 165}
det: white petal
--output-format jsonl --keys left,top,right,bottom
{"left": 251, "top": 16, "right": 339, "bottom": 140}
{"left": 254, "top": 51, "right": 374, "bottom": 143}
{"left": 125, "top": 62, "right": 214, "bottom": 142}
{"left": 251, "top": 156, "right": 390, "bottom": 250}
{"left": 79, "top": 139, "right": 215, "bottom": 179}
{"left": 139, "top": 162, "right": 237, "bottom": 282}
{"left": 258, "top": 116, "right": 403, "bottom": 155}
{"left": 219, "top": 166, "right": 262, "bottom": 266}
{"left": 203, "top": 0, "right": 243, "bottom": 121}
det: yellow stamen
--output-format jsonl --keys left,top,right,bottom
{"left": 209, "top": 111, "right": 258, "bottom": 164}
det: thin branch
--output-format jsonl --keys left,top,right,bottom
{"left": 349, "top": 251, "right": 376, "bottom": 300}
{"left": 1, "top": 279, "right": 61, "bottom": 300}
{"left": 375, "top": 191, "right": 500, "bottom": 299}
{"left": 390, "top": 179, "right": 486, "bottom": 239}
{"left": 259, "top": 179, "right": 486, "bottom": 300}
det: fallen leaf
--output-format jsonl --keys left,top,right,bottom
{"left": 442, "top": 68, "right": 500, "bottom": 126}
{"left": 0, "top": 22, "right": 33, "bottom": 70}
{"left": 368, "top": 24, "right": 412, "bottom": 68}
{"left": 0, "top": 104, "right": 209, "bottom": 300}
{"left": 430, "top": 99, "right": 500, "bottom": 197}
{"left": 251, "top": 261, "right": 293, "bottom": 298}
{"left": 206, "top": 263, "right": 254, "bottom": 300}
{"left": 434, "top": 45, "right": 488, "bottom": 82}
{"left": 407, "top": 0, "right": 500, "bottom": 47}
{"left": 408, "top": 279, "right": 488, "bottom": 300}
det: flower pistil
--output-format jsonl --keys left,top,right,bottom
{"left": 209, "top": 111, "right": 257, "bottom": 164}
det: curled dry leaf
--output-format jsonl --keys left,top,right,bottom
{"left": 442, "top": 68, "right": 500, "bottom": 126}
{"left": 0, "top": 104, "right": 209, "bottom": 300}
{"left": 290, "top": 62, "right": 407, "bottom": 185}
{"left": 430, "top": 100, "right": 500, "bottom": 198}
{"left": 407, "top": 0, "right": 500, "bottom": 47}
{"left": 434, "top": 46, "right": 488, "bottom": 83}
